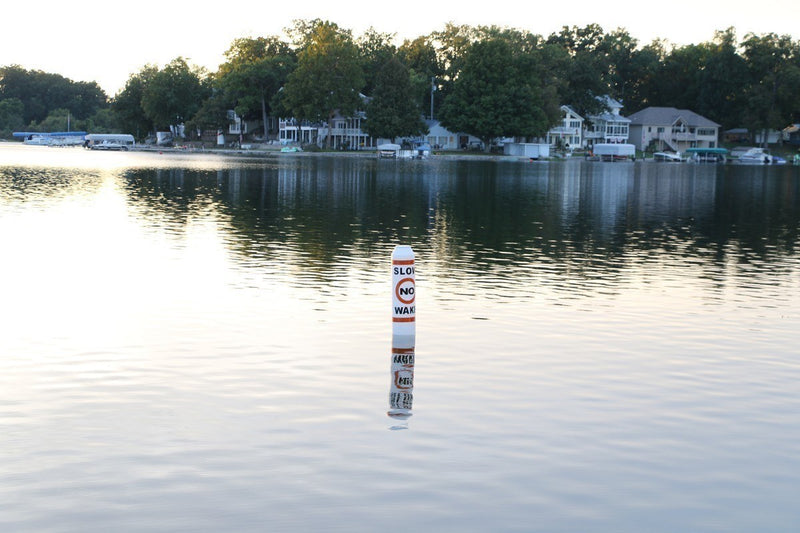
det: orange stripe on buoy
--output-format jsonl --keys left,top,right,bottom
{"left": 392, "top": 347, "right": 415, "bottom": 353}
{"left": 392, "top": 259, "right": 415, "bottom": 265}
{"left": 393, "top": 317, "right": 415, "bottom": 322}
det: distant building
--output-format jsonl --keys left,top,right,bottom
{"left": 627, "top": 107, "right": 719, "bottom": 152}
{"left": 784, "top": 124, "right": 800, "bottom": 146}
{"left": 545, "top": 106, "right": 584, "bottom": 149}
{"left": 423, "top": 120, "right": 459, "bottom": 150}
{"left": 277, "top": 94, "right": 377, "bottom": 150}
{"left": 584, "top": 96, "right": 630, "bottom": 146}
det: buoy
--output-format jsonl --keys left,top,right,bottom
{"left": 391, "top": 245, "right": 415, "bottom": 336}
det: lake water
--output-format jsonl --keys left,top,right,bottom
{"left": 1, "top": 144, "right": 799, "bottom": 532}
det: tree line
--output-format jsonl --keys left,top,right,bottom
{"left": 2, "top": 21, "right": 799, "bottom": 148}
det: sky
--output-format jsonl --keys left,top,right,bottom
{"left": 3, "top": 0, "right": 799, "bottom": 96}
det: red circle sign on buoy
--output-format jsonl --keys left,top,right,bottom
{"left": 391, "top": 245, "right": 416, "bottom": 336}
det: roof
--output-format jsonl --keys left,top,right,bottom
{"left": 590, "top": 112, "right": 631, "bottom": 124}
{"left": 561, "top": 105, "right": 583, "bottom": 120}
{"left": 627, "top": 107, "right": 719, "bottom": 128}
{"left": 597, "top": 95, "right": 623, "bottom": 109}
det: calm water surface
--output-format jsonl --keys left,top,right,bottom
{"left": 1, "top": 144, "right": 799, "bottom": 532}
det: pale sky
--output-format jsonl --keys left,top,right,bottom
{"left": 3, "top": 0, "right": 798, "bottom": 96}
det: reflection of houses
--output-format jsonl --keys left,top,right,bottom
{"left": 627, "top": 107, "right": 720, "bottom": 152}
{"left": 584, "top": 96, "right": 630, "bottom": 146}
{"left": 545, "top": 105, "right": 584, "bottom": 149}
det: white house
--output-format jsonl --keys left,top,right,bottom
{"left": 318, "top": 110, "right": 378, "bottom": 150}
{"left": 627, "top": 107, "right": 720, "bottom": 152}
{"left": 277, "top": 94, "right": 379, "bottom": 150}
{"left": 584, "top": 96, "right": 630, "bottom": 146}
{"left": 423, "top": 120, "right": 459, "bottom": 150}
{"left": 545, "top": 105, "right": 584, "bottom": 149}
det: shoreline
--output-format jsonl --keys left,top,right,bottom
{"left": 133, "top": 144, "right": 514, "bottom": 162}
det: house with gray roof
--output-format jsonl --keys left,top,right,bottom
{"left": 627, "top": 107, "right": 720, "bottom": 153}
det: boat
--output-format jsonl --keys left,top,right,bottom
{"left": 653, "top": 151, "right": 684, "bottom": 162}
{"left": 13, "top": 131, "right": 87, "bottom": 146}
{"left": 734, "top": 147, "right": 774, "bottom": 164}
{"left": 85, "top": 134, "right": 135, "bottom": 151}
{"left": 377, "top": 143, "right": 400, "bottom": 159}
{"left": 685, "top": 147, "right": 728, "bottom": 163}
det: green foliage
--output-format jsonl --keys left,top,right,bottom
{"left": 397, "top": 36, "right": 442, "bottom": 116}
{"left": 140, "top": 58, "right": 211, "bottom": 131}
{"left": 31, "top": 108, "right": 72, "bottom": 132}
{"left": 81, "top": 108, "right": 119, "bottom": 134}
{"left": 741, "top": 33, "right": 800, "bottom": 139}
{"left": 113, "top": 65, "right": 158, "bottom": 138}
{"left": 218, "top": 36, "right": 296, "bottom": 133}
{"left": 185, "top": 94, "right": 229, "bottom": 135}
{"left": 0, "top": 65, "right": 108, "bottom": 126}
{"left": 364, "top": 57, "right": 427, "bottom": 139}
{"left": 280, "top": 20, "right": 365, "bottom": 147}
{"left": 439, "top": 39, "right": 549, "bottom": 149}
{"left": 358, "top": 28, "right": 397, "bottom": 96}
{"left": 0, "top": 97, "right": 24, "bottom": 136}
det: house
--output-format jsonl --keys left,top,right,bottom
{"left": 416, "top": 120, "right": 485, "bottom": 151}
{"left": 317, "top": 110, "right": 378, "bottom": 150}
{"left": 423, "top": 120, "right": 459, "bottom": 150}
{"left": 584, "top": 96, "right": 630, "bottom": 146}
{"left": 627, "top": 107, "right": 720, "bottom": 153}
{"left": 545, "top": 105, "right": 584, "bottom": 149}
{"left": 277, "top": 94, "right": 378, "bottom": 150}
{"left": 784, "top": 124, "right": 800, "bottom": 146}
{"left": 278, "top": 118, "right": 320, "bottom": 145}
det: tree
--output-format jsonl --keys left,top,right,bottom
{"left": 1, "top": 65, "right": 107, "bottom": 126}
{"left": 32, "top": 108, "right": 73, "bottom": 132}
{"left": 0, "top": 97, "right": 24, "bottom": 135}
{"left": 545, "top": 25, "right": 611, "bottom": 117}
{"left": 695, "top": 28, "right": 749, "bottom": 129}
{"left": 113, "top": 65, "right": 159, "bottom": 138}
{"left": 357, "top": 28, "right": 397, "bottom": 96}
{"left": 741, "top": 33, "right": 800, "bottom": 145}
{"left": 364, "top": 57, "right": 427, "bottom": 140}
{"left": 397, "top": 36, "right": 442, "bottom": 119}
{"left": 439, "top": 39, "right": 549, "bottom": 150}
{"left": 185, "top": 93, "right": 229, "bottom": 138}
{"left": 218, "top": 36, "right": 296, "bottom": 137}
{"left": 280, "top": 20, "right": 365, "bottom": 148}
{"left": 140, "top": 58, "right": 211, "bottom": 132}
